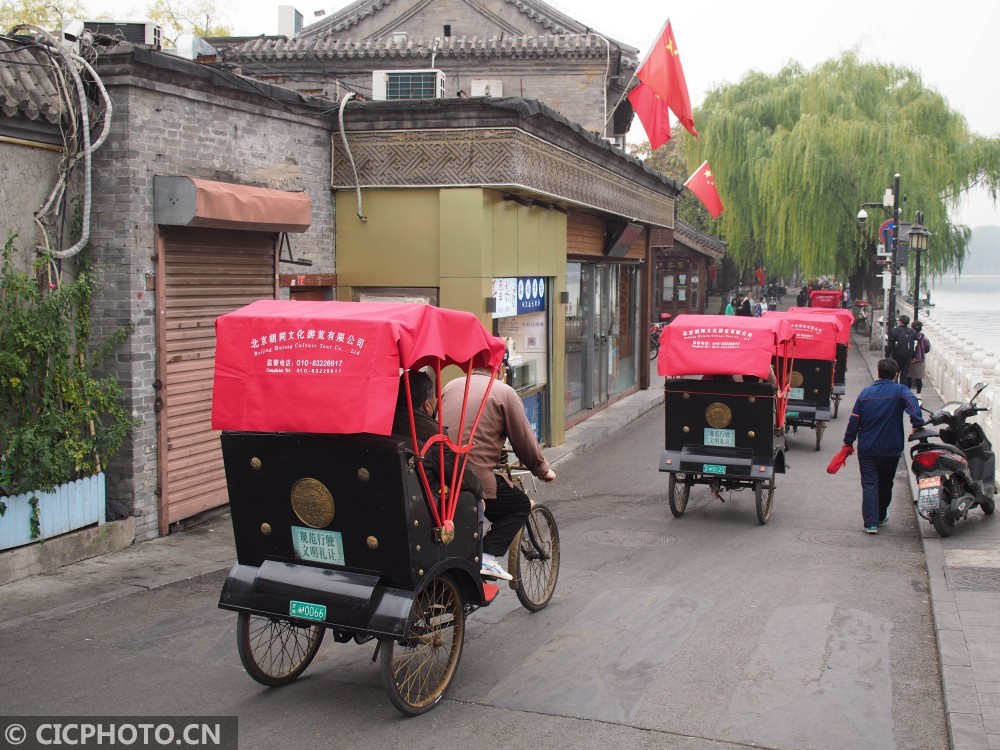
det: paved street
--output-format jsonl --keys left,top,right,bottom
{"left": 0, "top": 337, "right": 963, "bottom": 749}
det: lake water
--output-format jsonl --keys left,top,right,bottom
{"left": 921, "top": 274, "right": 1000, "bottom": 351}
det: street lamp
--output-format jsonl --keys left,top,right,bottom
{"left": 858, "top": 173, "right": 901, "bottom": 335}
{"left": 907, "top": 212, "right": 930, "bottom": 322}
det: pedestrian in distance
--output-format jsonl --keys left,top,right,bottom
{"left": 885, "top": 314, "right": 918, "bottom": 386}
{"left": 842, "top": 358, "right": 923, "bottom": 534}
{"left": 736, "top": 292, "right": 753, "bottom": 317}
{"left": 908, "top": 320, "right": 931, "bottom": 393}
{"left": 724, "top": 296, "right": 736, "bottom": 315}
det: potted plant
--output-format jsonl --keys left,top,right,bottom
{"left": 0, "top": 233, "right": 135, "bottom": 550}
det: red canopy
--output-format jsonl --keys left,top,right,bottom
{"left": 765, "top": 310, "right": 840, "bottom": 360}
{"left": 787, "top": 306, "right": 854, "bottom": 346}
{"left": 212, "top": 300, "right": 505, "bottom": 435}
{"left": 657, "top": 314, "right": 795, "bottom": 379}
{"left": 809, "top": 289, "right": 842, "bottom": 309}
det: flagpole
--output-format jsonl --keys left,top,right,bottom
{"left": 600, "top": 17, "right": 672, "bottom": 140}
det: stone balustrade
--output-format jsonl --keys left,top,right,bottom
{"left": 900, "top": 302, "right": 999, "bottom": 453}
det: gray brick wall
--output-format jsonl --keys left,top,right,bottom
{"left": 89, "top": 53, "right": 335, "bottom": 539}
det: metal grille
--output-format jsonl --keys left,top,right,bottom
{"left": 386, "top": 72, "right": 438, "bottom": 100}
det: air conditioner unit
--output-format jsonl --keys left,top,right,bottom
{"left": 83, "top": 20, "right": 161, "bottom": 49}
{"left": 372, "top": 69, "right": 446, "bottom": 101}
{"left": 471, "top": 79, "right": 502, "bottom": 97}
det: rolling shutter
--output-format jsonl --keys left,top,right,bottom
{"left": 160, "top": 227, "right": 276, "bottom": 525}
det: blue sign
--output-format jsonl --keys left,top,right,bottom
{"left": 521, "top": 390, "right": 543, "bottom": 443}
{"left": 517, "top": 277, "right": 546, "bottom": 315}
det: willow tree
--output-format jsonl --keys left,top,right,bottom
{"left": 684, "top": 52, "right": 1000, "bottom": 295}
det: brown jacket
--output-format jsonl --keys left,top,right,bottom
{"left": 440, "top": 372, "right": 551, "bottom": 499}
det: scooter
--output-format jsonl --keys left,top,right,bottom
{"left": 909, "top": 381, "right": 997, "bottom": 537}
{"left": 852, "top": 301, "right": 870, "bottom": 333}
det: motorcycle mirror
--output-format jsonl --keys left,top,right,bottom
{"left": 972, "top": 382, "right": 989, "bottom": 403}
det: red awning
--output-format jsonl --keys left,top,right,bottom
{"left": 765, "top": 311, "right": 840, "bottom": 359}
{"left": 808, "top": 289, "right": 843, "bottom": 309}
{"left": 657, "top": 314, "right": 795, "bottom": 379}
{"left": 154, "top": 176, "right": 312, "bottom": 232}
{"left": 212, "top": 300, "right": 505, "bottom": 435}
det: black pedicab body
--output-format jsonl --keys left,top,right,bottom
{"left": 210, "top": 300, "right": 560, "bottom": 716}
{"left": 768, "top": 311, "right": 843, "bottom": 452}
{"left": 656, "top": 315, "right": 796, "bottom": 524}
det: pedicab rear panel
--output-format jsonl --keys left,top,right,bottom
{"left": 661, "top": 379, "right": 783, "bottom": 479}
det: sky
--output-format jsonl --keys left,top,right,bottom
{"left": 89, "top": 0, "right": 1000, "bottom": 228}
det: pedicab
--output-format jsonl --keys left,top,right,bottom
{"left": 657, "top": 314, "right": 796, "bottom": 524}
{"left": 809, "top": 288, "right": 843, "bottom": 309}
{"left": 788, "top": 306, "right": 854, "bottom": 418}
{"left": 211, "top": 300, "right": 560, "bottom": 716}
{"left": 765, "top": 310, "right": 842, "bottom": 450}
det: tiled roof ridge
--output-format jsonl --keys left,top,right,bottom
{"left": 0, "top": 36, "right": 65, "bottom": 124}
{"left": 229, "top": 32, "right": 638, "bottom": 66}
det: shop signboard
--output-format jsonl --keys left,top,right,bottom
{"left": 517, "top": 277, "right": 546, "bottom": 314}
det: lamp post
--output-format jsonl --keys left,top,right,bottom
{"left": 907, "top": 212, "right": 930, "bottom": 322}
{"left": 858, "top": 173, "right": 901, "bottom": 338}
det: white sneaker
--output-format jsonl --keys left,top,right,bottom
{"left": 480, "top": 558, "right": 513, "bottom": 581}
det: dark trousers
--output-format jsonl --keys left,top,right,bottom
{"left": 483, "top": 480, "right": 531, "bottom": 556}
{"left": 859, "top": 454, "right": 900, "bottom": 527}
{"left": 891, "top": 356, "right": 912, "bottom": 384}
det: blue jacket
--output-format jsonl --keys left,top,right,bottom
{"left": 843, "top": 378, "right": 923, "bottom": 457}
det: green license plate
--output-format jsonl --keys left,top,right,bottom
{"left": 787, "top": 411, "right": 799, "bottom": 418}
{"left": 292, "top": 525, "right": 345, "bottom": 565}
{"left": 703, "top": 464, "right": 726, "bottom": 474}
{"left": 289, "top": 600, "right": 327, "bottom": 622}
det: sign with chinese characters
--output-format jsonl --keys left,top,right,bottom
{"left": 517, "top": 277, "right": 546, "bottom": 314}
{"left": 493, "top": 277, "right": 546, "bottom": 317}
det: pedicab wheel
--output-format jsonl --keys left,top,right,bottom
{"left": 982, "top": 498, "right": 996, "bottom": 515}
{"left": 380, "top": 574, "right": 465, "bottom": 716}
{"left": 815, "top": 421, "right": 827, "bottom": 451}
{"left": 236, "top": 613, "right": 325, "bottom": 687}
{"left": 931, "top": 509, "right": 955, "bottom": 537}
{"left": 755, "top": 479, "right": 775, "bottom": 525}
{"left": 668, "top": 472, "right": 689, "bottom": 517}
{"left": 832, "top": 395, "right": 841, "bottom": 419}
{"left": 508, "top": 504, "right": 560, "bottom": 612}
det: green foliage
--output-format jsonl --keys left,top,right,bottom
{"left": 0, "top": 233, "right": 136, "bottom": 497}
{"left": 0, "top": 0, "right": 84, "bottom": 33}
{"left": 146, "top": 0, "right": 232, "bottom": 45}
{"left": 675, "top": 52, "right": 1000, "bottom": 287}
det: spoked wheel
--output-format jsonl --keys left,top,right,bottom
{"left": 236, "top": 613, "right": 325, "bottom": 686}
{"left": 755, "top": 479, "right": 775, "bottom": 525}
{"left": 380, "top": 574, "right": 465, "bottom": 716}
{"left": 931, "top": 509, "right": 956, "bottom": 537}
{"left": 508, "top": 504, "right": 560, "bottom": 612}
{"left": 668, "top": 472, "right": 689, "bottom": 517}
{"left": 832, "top": 395, "right": 841, "bottom": 419}
{"left": 815, "top": 421, "right": 827, "bottom": 451}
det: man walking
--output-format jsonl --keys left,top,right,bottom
{"left": 842, "top": 358, "right": 923, "bottom": 534}
{"left": 885, "top": 314, "right": 918, "bottom": 386}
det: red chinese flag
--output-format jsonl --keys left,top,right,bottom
{"left": 636, "top": 20, "right": 698, "bottom": 138}
{"left": 684, "top": 160, "right": 724, "bottom": 218}
{"left": 627, "top": 81, "right": 671, "bottom": 150}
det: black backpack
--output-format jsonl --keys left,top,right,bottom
{"left": 891, "top": 326, "right": 918, "bottom": 358}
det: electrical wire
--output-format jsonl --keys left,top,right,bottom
{"left": 336, "top": 92, "right": 366, "bottom": 222}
